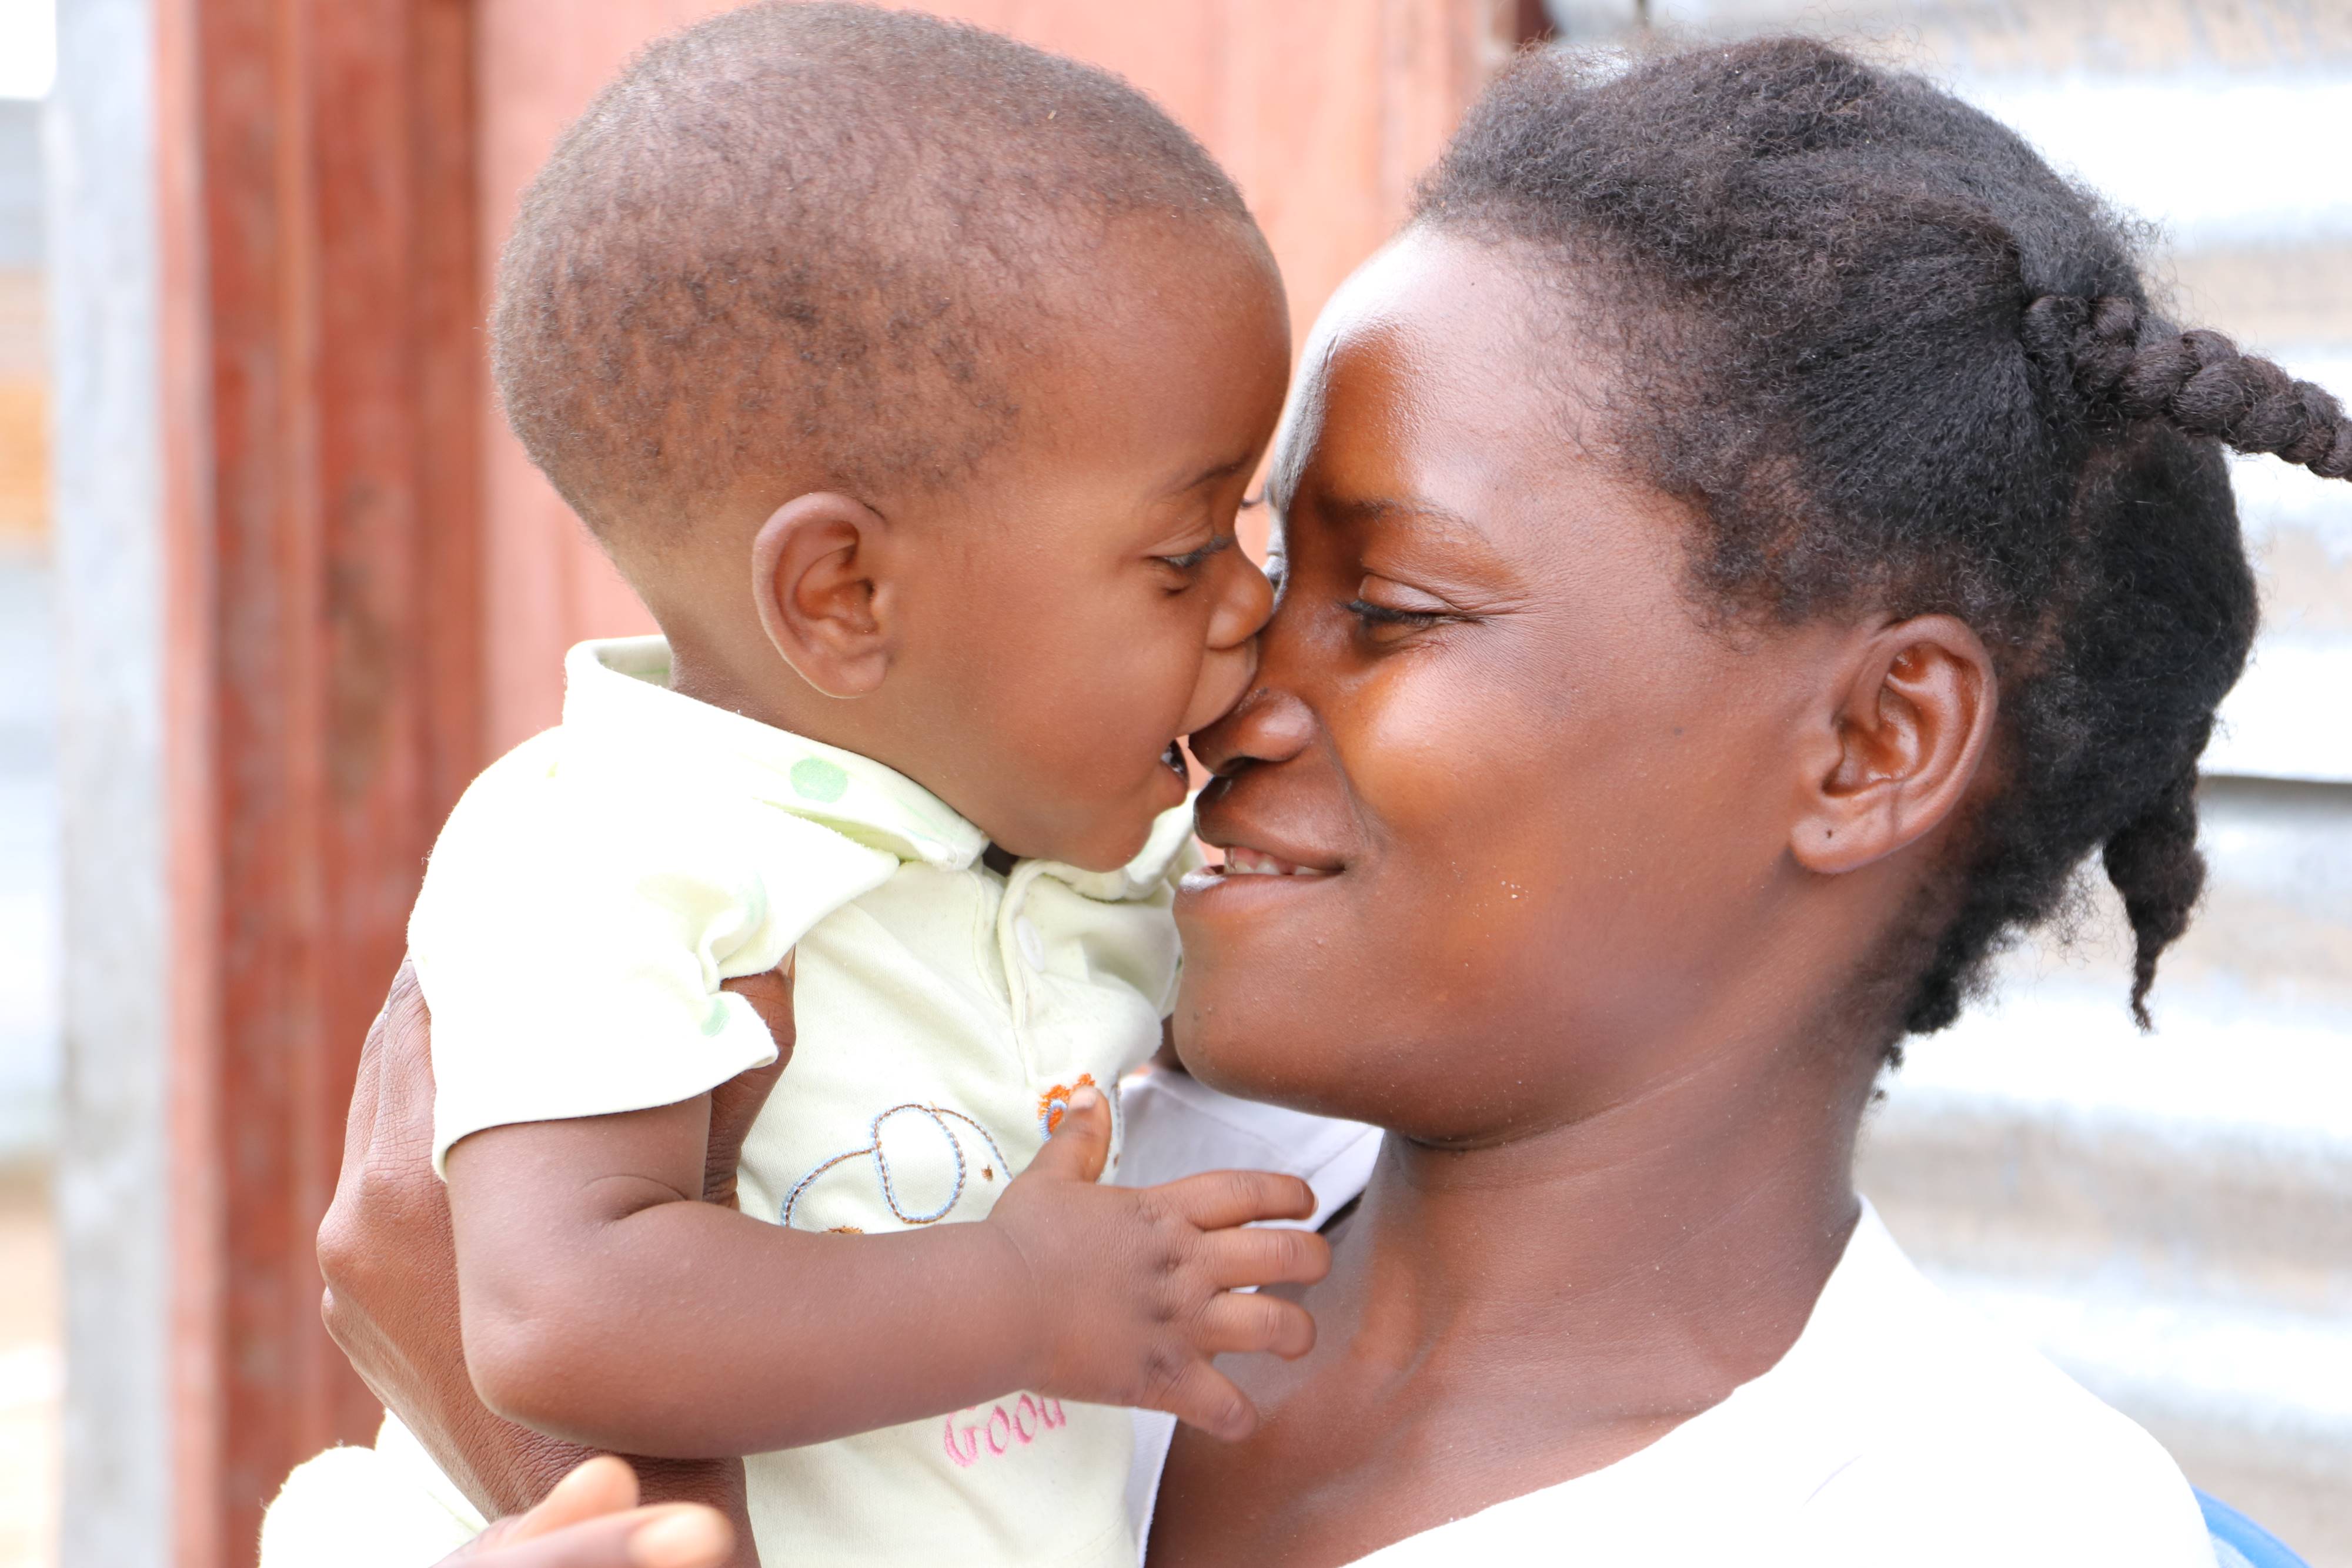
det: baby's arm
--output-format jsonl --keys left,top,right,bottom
{"left": 443, "top": 1075, "right": 1329, "bottom": 1459}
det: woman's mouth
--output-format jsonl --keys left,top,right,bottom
{"left": 1215, "top": 845, "right": 1332, "bottom": 878}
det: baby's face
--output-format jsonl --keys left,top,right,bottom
{"left": 888, "top": 230, "right": 1291, "bottom": 871}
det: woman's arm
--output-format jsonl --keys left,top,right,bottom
{"left": 315, "top": 959, "right": 784, "bottom": 1536}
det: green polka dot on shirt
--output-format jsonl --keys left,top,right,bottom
{"left": 791, "top": 757, "right": 850, "bottom": 804}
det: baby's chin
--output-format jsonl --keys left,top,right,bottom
{"left": 997, "top": 791, "right": 1171, "bottom": 874}
{"left": 1072, "top": 764, "right": 1194, "bottom": 871}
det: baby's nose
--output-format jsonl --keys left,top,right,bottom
{"left": 1180, "top": 636, "right": 1260, "bottom": 738}
{"left": 1206, "top": 550, "right": 1276, "bottom": 650}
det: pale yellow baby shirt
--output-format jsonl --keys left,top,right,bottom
{"left": 406, "top": 635, "right": 1194, "bottom": 1568}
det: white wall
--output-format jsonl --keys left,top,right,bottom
{"left": 48, "top": 0, "right": 174, "bottom": 1560}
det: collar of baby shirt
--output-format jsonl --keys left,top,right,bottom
{"left": 559, "top": 636, "right": 1197, "bottom": 897}
{"left": 561, "top": 636, "right": 990, "bottom": 871}
{"left": 1030, "top": 793, "right": 1198, "bottom": 904}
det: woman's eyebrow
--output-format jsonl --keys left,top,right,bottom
{"left": 1321, "top": 493, "right": 1489, "bottom": 539}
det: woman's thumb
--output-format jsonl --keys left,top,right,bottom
{"left": 1022, "top": 1084, "right": 1112, "bottom": 1185}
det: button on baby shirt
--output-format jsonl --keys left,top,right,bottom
{"left": 410, "top": 636, "right": 1194, "bottom": 1568}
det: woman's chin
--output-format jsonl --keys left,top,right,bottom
{"left": 1168, "top": 1007, "right": 1362, "bottom": 1121}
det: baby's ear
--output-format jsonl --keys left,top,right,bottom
{"left": 1789, "top": 614, "right": 1998, "bottom": 875}
{"left": 750, "top": 493, "right": 896, "bottom": 697}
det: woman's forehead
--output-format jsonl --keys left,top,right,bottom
{"left": 1275, "top": 230, "right": 1629, "bottom": 540}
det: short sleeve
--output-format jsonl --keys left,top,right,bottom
{"left": 411, "top": 733, "right": 898, "bottom": 1173}
{"left": 1796, "top": 1415, "right": 2218, "bottom": 1567}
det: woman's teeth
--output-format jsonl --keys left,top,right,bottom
{"left": 1220, "top": 847, "right": 1327, "bottom": 877}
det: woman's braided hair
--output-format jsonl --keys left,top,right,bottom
{"left": 1416, "top": 39, "right": 2351, "bottom": 1050}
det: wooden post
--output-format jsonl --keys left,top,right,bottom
{"left": 156, "top": 1, "right": 481, "bottom": 1561}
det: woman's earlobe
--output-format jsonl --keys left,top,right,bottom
{"left": 750, "top": 493, "right": 895, "bottom": 698}
{"left": 1790, "top": 615, "right": 1996, "bottom": 876}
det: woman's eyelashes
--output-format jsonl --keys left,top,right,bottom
{"left": 1344, "top": 576, "right": 1464, "bottom": 640}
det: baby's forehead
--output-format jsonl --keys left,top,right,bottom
{"left": 959, "top": 246, "right": 1286, "bottom": 504}
{"left": 492, "top": 2, "right": 1269, "bottom": 543}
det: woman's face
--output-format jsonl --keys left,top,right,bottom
{"left": 1173, "top": 230, "right": 1862, "bottom": 1144}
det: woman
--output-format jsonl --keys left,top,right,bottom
{"left": 324, "top": 38, "right": 2347, "bottom": 1566}
{"left": 436, "top": 1459, "right": 732, "bottom": 1568}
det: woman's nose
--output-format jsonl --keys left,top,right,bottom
{"left": 1188, "top": 678, "right": 1317, "bottom": 777}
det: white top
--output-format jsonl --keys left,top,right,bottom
{"left": 405, "top": 637, "right": 1201, "bottom": 1568}
{"left": 1116, "top": 1069, "right": 2218, "bottom": 1568}
{"left": 266, "top": 849, "right": 2216, "bottom": 1568}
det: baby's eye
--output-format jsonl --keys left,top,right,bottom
{"left": 1155, "top": 535, "right": 1234, "bottom": 577}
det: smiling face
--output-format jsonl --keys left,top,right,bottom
{"left": 1173, "top": 231, "right": 1900, "bottom": 1141}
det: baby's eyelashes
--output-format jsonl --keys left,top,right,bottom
{"left": 1155, "top": 534, "right": 1237, "bottom": 575}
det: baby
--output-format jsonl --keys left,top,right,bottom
{"left": 261, "top": 6, "right": 1322, "bottom": 1567}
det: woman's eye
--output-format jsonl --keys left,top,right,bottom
{"left": 1344, "top": 577, "right": 1457, "bottom": 638}
{"left": 1344, "top": 599, "right": 1448, "bottom": 634}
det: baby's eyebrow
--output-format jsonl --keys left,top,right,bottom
{"left": 1167, "top": 451, "right": 1258, "bottom": 496}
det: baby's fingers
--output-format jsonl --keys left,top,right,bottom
{"left": 1198, "top": 1289, "right": 1317, "bottom": 1360}
{"left": 1202, "top": 1223, "right": 1331, "bottom": 1290}
{"left": 1018, "top": 1085, "right": 1112, "bottom": 1186}
{"left": 1155, "top": 1169, "right": 1317, "bottom": 1231}
{"left": 1148, "top": 1356, "right": 1262, "bottom": 1444}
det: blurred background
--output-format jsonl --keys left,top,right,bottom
{"left": 1, "top": 1, "right": 2346, "bottom": 1565}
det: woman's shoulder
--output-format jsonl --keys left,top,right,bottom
{"left": 1359, "top": 1204, "right": 2217, "bottom": 1567}
{"left": 1773, "top": 1205, "right": 2214, "bottom": 1565}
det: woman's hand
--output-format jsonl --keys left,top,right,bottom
{"left": 447, "top": 1457, "right": 731, "bottom": 1568}
{"left": 316, "top": 956, "right": 792, "bottom": 1539}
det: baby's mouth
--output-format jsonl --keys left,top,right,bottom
{"left": 1163, "top": 741, "right": 1190, "bottom": 781}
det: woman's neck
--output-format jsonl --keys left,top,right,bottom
{"left": 1322, "top": 1029, "right": 1875, "bottom": 1443}
{"left": 1148, "top": 1025, "right": 1885, "bottom": 1568}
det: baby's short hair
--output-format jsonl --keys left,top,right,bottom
{"left": 492, "top": 2, "right": 1257, "bottom": 538}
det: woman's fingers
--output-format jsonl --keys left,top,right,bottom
{"left": 619, "top": 1507, "right": 736, "bottom": 1568}
{"left": 492, "top": 1455, "right": 638, "bottom": 1544}
{"left": 708, "top": 953, "right": 797, "bottom": 1207}
{"left": 1157, "top": 1168, "right": 1318, "bottom": 1231}
{"left": 454, "top": 1503, "right": 733, "bottom": 1568}
{"left": 1197, "top": 1289, "right": 1318, "bottom": 1360}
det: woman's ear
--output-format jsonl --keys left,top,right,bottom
{"left": 1790, "top": 614, "right": 1997, "bottom": 875}
{"left": 750, "top": 493, "right": 896, "bottom": 698}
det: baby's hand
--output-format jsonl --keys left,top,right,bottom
{"left": 983, "top": 1085, "right": 1331, "bottom": 1442}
